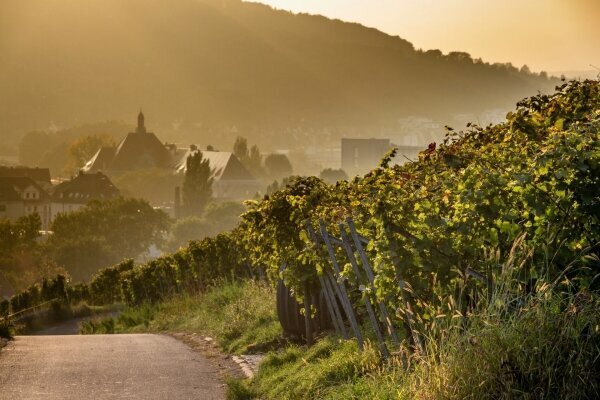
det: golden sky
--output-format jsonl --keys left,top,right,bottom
{"left": 252, "top": 0, "right": 600, "bottom": 73}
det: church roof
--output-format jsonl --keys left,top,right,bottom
{"left": 108, "top": 131, "right": 171, "bottom": 171}
{"left": 52, "top": 172, "right": 120, "bottom": 203}
{"left": 82, "top": 112, "right": 172, "bottom": 173}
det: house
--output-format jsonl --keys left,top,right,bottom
{"left": 51, "top": 171, "right": 121, "bottom": 221}
{"left": 83, "top": 112, "right": 261, "bottom": 200}
{"left": 173, "top": 148, "right": 262, "bottom": 199}
{"left": 0, "top": 170, "right": 120, "bottom": 230}
{"left": 0, "top": 176, "right": 52, "bottom": 229}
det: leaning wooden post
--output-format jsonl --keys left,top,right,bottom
{"left": 306, "top": 221, "right": 347, "bottom": 338}
{"left": 319, "top": 220, "right": 364, "bottom": 351}
{"left": 304, "top": 282, "right": 314, "bottom": 346}
{"left": 339, "top": 225, "right": 389, "bottom": 358}
{"left": 383, "top": 221, "right": 423, "bottom": 353}
{"left": 346, "top": 218, "right": 400, "bottom": 347}
{"left": 324, "top": 274, "right": 348, "bottom": 337}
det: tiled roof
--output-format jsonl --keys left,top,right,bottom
{"left": 52, "top": 172, "right": 120, "bottom": 203}
{"left": 173, "top": 150, "right": 257, "bottom": 181}
{"left": 0, "top": 166, "right": 51, "bottom": 183}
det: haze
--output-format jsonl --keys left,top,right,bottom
{"left": 255, "top": 0, "right": 600, "bottom": 73}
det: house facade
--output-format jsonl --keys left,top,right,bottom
{"left": 0, "top": 177, "right": 52, "bottom": 229}
{"left": 0, "top": 169, "right": 120, "bottom": 230}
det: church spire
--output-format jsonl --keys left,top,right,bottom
{"left": 137, "top": 110, "right": 146, "bottom": 134}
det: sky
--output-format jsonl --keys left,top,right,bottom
{"left": 250, "top": 0, "right": 600, "bottom": 74}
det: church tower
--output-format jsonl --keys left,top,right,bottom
{"left": 136, "top": 110, "right": 147, "bottom": 134}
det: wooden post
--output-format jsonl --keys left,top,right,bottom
{"left": 319, "top": 220, "right": 364, "bottom": 351}
{"left": 319, "top": 275, "right": 346, "bottom": 338}
{"left": 306, "top": 220, "right": 347, "bottom": 338}
{"left": 383, "top": 221, "right": 423, "bottom": 353}
{"left": 346, "top": 218, "right": 400, "bottom": 347}
{"left": 339, "top": 225, "right": 389, "bottom": 358}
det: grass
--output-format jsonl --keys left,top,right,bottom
{"left": 227, "top": 289, "right": 600, "bottom": 400}
{"left": 80, "top": 280, "right": 283, "bottom": 354}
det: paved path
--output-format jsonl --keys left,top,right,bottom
{"left": 0, "top": 334, "right": 225, "bottom": 400}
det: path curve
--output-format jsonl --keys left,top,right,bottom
{"left": 0, "top": 334, "right": 225, "bottom": 400}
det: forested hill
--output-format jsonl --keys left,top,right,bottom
{"left": 1, "top": 0, "right": 556, "bottom": 145}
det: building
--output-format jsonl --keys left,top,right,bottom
{"left": 51, "top": 171, "right": 121, "bottom": 221}
{"left": 0, "top": 176, "right": 52, "bottom": 229}
{"left": 173, "top": 148, "right": 261, "bottom": 199}
{"left": 83, "top": 112, "right": 261, "bottom": 200}
{"left": 83, "top": 112, "right": 172, "bottom": 173}
{"left": 0, "top": 171, "right": 120, "bottom": 230}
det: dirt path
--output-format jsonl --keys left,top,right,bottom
{"left": 0, "top": 334, "right": 226, "bottom": 399}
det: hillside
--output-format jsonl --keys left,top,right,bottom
{"left": 0, "top": 0, "right": 557, "bottom": 150}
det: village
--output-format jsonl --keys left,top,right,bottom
{"left": 0, "top": 111, "right": 422, "bottom": 231}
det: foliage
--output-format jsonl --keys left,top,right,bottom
{"left": 66, "top": 133, "right": 115, "bottom": 174}
{"left": 165, "top": 201, "right": 245, "bottom": 252}
{"left": 240, "top": 79, "right": 600, "bottom": 321}
{"left": 240, "top": 176, "right": 331, "bottom": 298}
{"left": 264, "top": 153, "right": 293, "bottom": 181}
{"left": 233, "top": 136, "right": 265, "bottom": 178}
{"left": 319, "top": 168, "right": 348, "bottom": 184}
{"left": 89, "top": 259, "right": 135, "bottom": 305}
{"left": 0, "top": 214, "right": 45, "bottom": 293}
{"left": 7, "top": 274, "right": 68, "bottom": 315}
{"left": 18, "top": 121, "right": 130, "bottom": 178}
{"left": 182, "top": 151, "right": 214, "bottom": 216}
{"left": 165, "top": 216, "right": 209, "bottom": 252}
{"left": 112, "top": 168, "right": 182, "bottom": 206}
{"left": 46, "top": 197, "right": 170, "bottom": 281}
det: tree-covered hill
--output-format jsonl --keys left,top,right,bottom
{"left": 0, "top": 0, "right": 556, "bottom": 149}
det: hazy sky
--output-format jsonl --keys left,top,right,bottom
{"left": 251, "top": 0, "right": 599, "bottom": 73}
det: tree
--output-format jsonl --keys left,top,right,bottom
{"left": 233, "top": 136, "right": 249, "bottom": 163}
{"left": 264, "top": 153, "right": 293, "bottom": 181}
{"left": 247, "top": 145, "right": 265, "bottom": 177}
{"left": 182, "top": 151, "right": 214, "bottom": 216}
{"left": 113, "top": 168, "right": 182, "bottom": 206}
{"left": 0, "top": 214, "right": 44, "bottom": 293}
{"left": 47, "top": 197, "right": 170, "bottom": 281}
{"left": 67, "top": 133, "right": 115, "bottom": 173}
{"left": 233, "top": 136, "right": 265, "bottom": 178}
{"left": 164, "top": 216, "right": 209, "bottom": 252}
{"left": 319, "top": 168, "right": 348, "bottom": 184}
